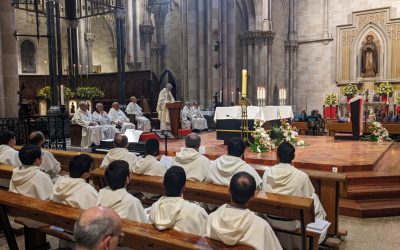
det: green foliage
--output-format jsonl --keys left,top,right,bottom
{"left": 75, "top": 86, "right": 105, "bottom": 99}
{"left": 341, "top": 83, "right": 358, "bottom": 97}
{"left": 376, "top": 82, "right": 393, "bottom": 96}
{"left": 38, "top": 86, "right": 74, "bottom": 100}
{"left": 324, "top": 93, "right": 338, "bottom": 105}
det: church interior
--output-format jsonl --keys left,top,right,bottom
{"left": 1, "top": 0, "right": 400, "bottom": 249}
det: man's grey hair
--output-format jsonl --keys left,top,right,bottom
{"left": 185, "top": 133, "right": 201, "bottom": 150}
{"left": 74, "top": 215, "right": 119, "bottom": 249}
{"left": 79, "top": 101, "right": 87, "bottom": 107}
{"left": 166, "top": 83, "right": 173, "bottom": 90}
{"left": 95, "top": 103, "right": 103, "bottom": 109}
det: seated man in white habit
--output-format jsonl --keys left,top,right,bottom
{"left": 92, "top": 103, "right": 116, "bottom": 140}
{"left": 190, "top": 102, "right": 208, "bottom": 131}
{"left": 126, "top": 96, "right": 151, "bottom": 132}
{"left": 109, "top": 102, "right": 135, "bottom": 134}
{"left": 72, "top": 101, "right": 114, "bottom": 148}
{"left": 206, "top": 172, "right": 282, "bottom": 250}
{"left": 181, "top": 102, "right": 192, "bottom": 129}
{"left": 156, "top": 83, "right": 175, "bottom": 130}
{"left": 262, "top": 142, "right": 327, "bottom": 248}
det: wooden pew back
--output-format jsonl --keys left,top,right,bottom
{"left": 0, "top": 190, "right": 251, "bottom": 250}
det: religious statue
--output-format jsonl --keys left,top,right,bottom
{"left": 70, "top": 102, "right": 76, "bottom": 113}
{"left": 361, "top": 35, "right": 378, "bottom": 78}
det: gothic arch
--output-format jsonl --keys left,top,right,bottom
{"left": 350, "top": 22, "right": 390, "bottom": 80}
{"left": 20, "top": 39, "right": 37, "bottom": 73}
{"left": 159, "top": 68, "right": 178, "bottom": 99}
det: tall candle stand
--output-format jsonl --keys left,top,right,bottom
{"left": 240, "top": 96, "right": 251, "bottom": 143}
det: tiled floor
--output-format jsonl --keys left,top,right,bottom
{"left": 1, "top": 215, "right": 399, "bottom": 249}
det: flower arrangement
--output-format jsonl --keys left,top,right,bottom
{"left": 272, "top": 119, "right": 305, "bottom": 146}
{"left": 38, "top": 86, "right": 74, "bottom": 100}
{"left": 75, "top": 86, "right": 105, "bottom": 99}
{"left": 376, "top": 82, "right": 393, "bottom": 96}
{"left": 395, "top": 93, "right": 400, "bottom": 105}
{"left": 341, "top": 83, "right": 358, "bottom": 97}
{"left": 324, "top": 93, "right": 338, "bottom": 105}
{"left": 369, "top": 119, "right": 391, "bottom": 143}
{"left": 249, "top": 121, "right": 276, "bottom": 153}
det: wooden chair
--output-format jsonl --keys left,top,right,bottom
{"left": 69, "top": 123, "right": 82, "bottom": 147}
{"left": 291, "top": 122, "right": 309, "bottom": 135}
{"left": 0, "top": 190, "right": 251, "bottom": 250}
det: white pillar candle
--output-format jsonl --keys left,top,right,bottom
{"left": 231, "top": 91, "right": 234, "bottom": 103}
{"left": 60, "top": 85, "right": 65, "bottom": 105}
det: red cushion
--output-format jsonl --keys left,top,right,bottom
{"left": 139, "top": 132, "right": 159, "bottom": 142}
{"left": 178, "top": 129, "right": 192, "bottom": 137}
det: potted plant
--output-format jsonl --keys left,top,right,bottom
{"left": 75, "top": 86, "right": 105, "bottom": 99}
{"left": 38, "top": 86, "right": 74, "bottom": 108}
{"left": 376, "top": 82, "right": 393, "bottom": 103}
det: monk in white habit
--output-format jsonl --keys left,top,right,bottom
{"left": 190, "top": 102, "right": 208, "bottom": 131}
{"left": 97, "top": 160, "right": 148, "bottom": 222}
{"left": 72, "top": 101, "right": 108, "bottom": 147}
{"left": 0, "top": 131, "right": 20, "bottom": 166}
{"left": 92, "top": 103, "right": 116, "bottom": 139}
{"left": 100, "top": 134, "right": 138, "bottom": 171}
{"left": 156, "top": 83, "right": 175, "bottom": 130}
{"left": 28, "top": 131, "right": 61, "bottom": 184}
{"left": 134, "top": 138, "right": 166, "bottom": 176}
{"left": 108, "top": 102, "right": 135, "bottom": 134}
{"left": 126, "top": 96, "right": 151, "bottom": 132}
{"left": 262, "top": 142, "right": 327, "bottom": 248}
{"left": 181, "top": 102, "right": 192, "bottom": 129}
{"left": 207, "top": 172, "right": 282, "bottom": 250}
{"left": 172, "top": 133, "right": 210, "bottom": 181}
{"left": 206, "top": 137, "right": 262, "bottom": 188}
{"left": 0, "top": 131, "right": 21, "bottom": 187}
{"left": 9, "top": 145, "right": 53, "bottom": 200}
{"left": 52, "top": 154, "right": 98, "bottom": 209}
{"left": 149, "top": 166, "right": 208, "bottom": 236}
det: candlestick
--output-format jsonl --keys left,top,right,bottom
{"left": 86, "top": 65, "right": 89, "bottom": 79}
{"left": 73, "top": 64, "right": 76, "bottom": 78}
{"left": 242, "top": 69, "right": 247, "bottom": 97}
{"left": 60, "top": 85, "right": 65, "bottom": 105}
{"left": 219, "top": 90, "right": 222, "bottom": 103}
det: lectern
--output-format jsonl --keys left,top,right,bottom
{"left": 166, "top": 101, "right": 182, "bottom": 137}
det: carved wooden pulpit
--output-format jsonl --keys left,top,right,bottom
{"left": 166, "top": 101, "right": 182, "bottom": 137}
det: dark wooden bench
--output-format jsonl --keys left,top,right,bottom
{"left": 91, "top": 168, "right": 319, "bottom": 250}
{"left": 292, "top": 122, "right": 309, "bottom": 135}
{"left": 327, "top": 121, "right": 400, "bottom": 136}
{"left": 0, "top": 190, "right": 251, "bottom": 250}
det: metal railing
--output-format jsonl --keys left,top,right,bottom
{"left": 0, "top": 114, "right": 69, "bottom": 150}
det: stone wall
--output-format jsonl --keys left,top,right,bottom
{"left": 296, "top": 0, "right": 400, "bottom": 113}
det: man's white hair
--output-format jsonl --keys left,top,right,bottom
{"left": 96, "top": 103, "right": 103, "bottom": 109}
{"left": 79, "top": 101, "right": 86, "bottom": 106}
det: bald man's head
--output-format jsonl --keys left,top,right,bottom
{"left": 29, "top": 131, "right": 45, "bottom": 146}
{"left": 74, "top": 207, "right": 122, "bottom": 250}
{"left": 185, "top": 133, "right": 201, "bottom": 150}
{"left": 114, "top": 134, "right": 128, "bottom": 148}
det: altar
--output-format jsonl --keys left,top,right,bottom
{"left": 214, "top": 106, "right": 294, "bottom": 142}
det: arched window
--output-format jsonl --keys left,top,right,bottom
{"left": 21, "top": 40, "right": 36, "bottom": 73}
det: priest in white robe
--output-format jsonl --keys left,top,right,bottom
{"left": 206, "top": 138, "right": 262, "bottom": 188}
{"left": 28, "top": 131, "right": 61, "bottom": 184}
{"left": 149, "top": 166, "right": 208, "bottom": 236}
{"left": 72, "top": 102, "right": 106, "bottom": 147}
{"left": 0, "top": 131, "right": 21, "bottom": 187}
{"left": 172, "top": 133, "right": 210, "bottom": 181}
{"left": 262, "top": 142, "right": 327, "bottom": 248}
{"left": 100, "top": 134, "right": 138, "bottom": 171}
{"left": 126, "top": 96, "right": 151, "bottom": 132}
{"left": 52, "top": 154, "right": 98, "bottom": 209}
{"left": 190, "top": 103, "right": 208, "bottom": 131}
{"left": 181, "top": 102, "right": 192, "bottom": 129}
{"left": 109, "top": 102, "right": 136, "bottom": 134}
{"left": 92, "top": 103, "right": 116, "bottom": 140}
{"left": 9, "top": 145, "right": 53, "bottom": 200}
{"left": 97, "top": 160, "right": 148, "bottom": 222}
{"left": 156, "top": 83, "right": 175, "bottom": 130}
{"left": 206, "top": 172, "right": 282, "bottom": 250}
{"left": 134, "top": 138, "right": 166, "bottom": 176}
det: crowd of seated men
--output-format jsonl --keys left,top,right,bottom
{"left": 0, "top": 129, "right": 329, "bottom": 250}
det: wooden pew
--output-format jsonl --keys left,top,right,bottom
{"left": 252, "top": 164, "right": 347, "bottom": 238}
{"left": 327, "top": 121, "right": 400, "bottom": 136}
{"left": 292, "top": 122, "right": 309, "bottom": 135}
{"left": 91, "top": 168, "right": 319, "bottom": 250}
{"left": 0, "top": 190, "right": 251, "bottom": 250}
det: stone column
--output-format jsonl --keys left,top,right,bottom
{"left": 78, "top": 20, "right": 87, "bottom": 75}
{"left": 66, "top": 19, "right": 79, "bottom": 89}
{"left": 198, "top": 0, "right": 206, "bottom": 104}
{"left": 139, "top": 24, "right": 154, "bottom": 70}
{"left": 265, "top": 31, "right": 275, "bottom": 105}
{"left": 323, "top": 0, "right": 330, "bottom": 40}
{"left": 286, "top": 0, "right": 298, "bottom": 107}
{"left": 126, "top": 0, "right": 135, "bottom": 70}
{"left": 84, "top": 33, "right": 95, "bottom": 73}
{"left": 0, "top": 1, "right": 19, "bottom": 117}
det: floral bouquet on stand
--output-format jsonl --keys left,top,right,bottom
{"left": 38, "top": 86, "right": 74, "bottom": 100}
{"left": 249, "top": 121, "right": 276, "bottom": 153}
{"left": 272, "top": 119, "right": 305, "bottom": 146}
{"left": 341, "top": 83, "right": 358, "bottom": 97}
{"left": 368, "top": 116, "right": 391, "bottom": 142}
{"left": 324, "top": 93, "right": 338, "bottom": 106}
{"left": 376, "top": 82, "right": 393, "bottom": 97}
